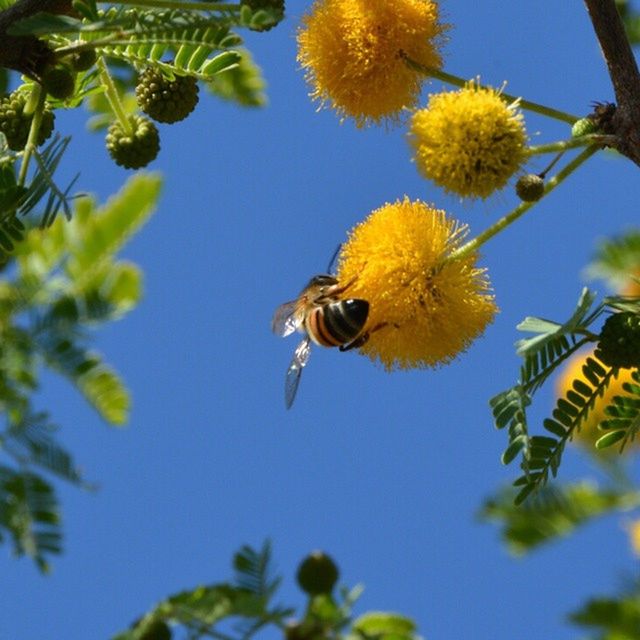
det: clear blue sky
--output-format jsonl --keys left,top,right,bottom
{"left": 5, "top": 1, "right": 640, "bottom": 639}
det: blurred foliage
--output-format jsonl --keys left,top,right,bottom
{"left": 568, "top": 579, "right": 640, "bottom": 640}
{"left": 0, "top": 172, "right": 160, "bottom": 571}
{"left": 586, "top": 231, "right": 640, "bottom": 293}
{"left": 490, "top": 288, "right": 640, "bottom": 503}
{"left": 479, "top": 481, "right": 640, "bottom": 555}
{"left": 113, "top": 541, "right": 419, "bottom": 640}
{"left": 617, "top": 0, "right": 640, "bottom": 45}
{"left": 0, "top": 0, "right": 284, "bottom": 571}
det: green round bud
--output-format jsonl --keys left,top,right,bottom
{"left": 515, "top": 174, "right": 545, "bottom": 202}
{"left": 0, "top": 91, "right": 55, "bottom": 151}
{"left": 595, "top": 312, "right": 640, "bottom": 369}
{"left": 105, "top": 115, "right": 160, "bottom": 169}
{"left": 135, "top": 68, "right": 199, "bottom": 124}
{"left": 241, "top": 0, "right": 285, "bottom": 31}
{"left": 571, "top": 117, "right": 599, "bottom": 138}
{"left": 296, "top": 551, "right": 339, "bottom": 595}
{"left": 69, "top": 49, "right": 97, "bottom": 72}
{"left": 41, "top": 67, "right": 76, "bottom": 100}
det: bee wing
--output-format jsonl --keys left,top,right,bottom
{"left": 285, "top": 336, "right": 312, "bottom": 409}
{"left": 271, "top": 300, "right": 301, "bottom": 337}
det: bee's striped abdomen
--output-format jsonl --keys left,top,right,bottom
{"left": 305, "top": 299, "right": 369, "bottom": 347}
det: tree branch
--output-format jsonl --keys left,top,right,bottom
{"left": 584, "top": 0, "right": 640, "bottom": 166}
{"left": 0, "top": 0, "right": 74, "bottom": 81}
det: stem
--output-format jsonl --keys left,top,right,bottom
{"left": 527, "top": 134, "right": 616, "bottom": 155}
{"left": 112, "top": 0, "right": 240, "bottom": 10}
{"left": 96, "top": 54, "right": 132, "bottom": 133}
{"left": 583, "top": 0, "right": 640, "bottom": 166}
{"left": 537, "top": 151, "right": 564, "bottom": 179}
{"left": 17, "top": 84, "right": 46, "bottom": 187}
{"left": 583, "top": 0, "right": 640, "bottom": 116}
{"left": 447, "top": 145, "right": 600, "bottom": 262}
{"left": 54, "top": 34, "right": 122, "bottom": 55}
{"left": 402, "top": 55, "right": 579, "bottom": 124}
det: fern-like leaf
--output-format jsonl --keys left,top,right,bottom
{"left": 479, "top": 482, "right": 640, "bottom": 555}
{"left": 206, "top": 48, "right": 267, "bottom": 107}
{"left": 587, "top": 229, "right": 640, "bottom": 291}
{"left": 35, "top": 327, "right": 130, "bottom": 425}
{"left": 490, "top": 386, "right": 532, "bottom": 465}
{"left": 0, "top": 161, "right": 27, "bottom": 217}
{"left": 4, "top": 413, "right": 85, "bottom": 485}
{"left": 349, "top": 612, "right": 418, "bottom": 640}
{"left": 568, "top": 580, "right": 640, "bottom": 640}
{"left": 92, "top": 9, "right": 244, "bottom": 81}
{"left": 234, "top": 540, "right": 279, "bottom": 598}
{"left": 112, "top": 542, "right": 292, "bottom": 640}
{"left": 597, "top": 369, "right": 640, "bottom": 451}
{"left": 0, "top": 466, "right": 62, "bottom": 572}
{"left": 18, "top": 135, "right": 75, "bottom": 226}
{"left": 516, "top": 288, "right": 600, "bottom": 393}
{"left": 513, "top": 357, "right": 615, "bottom": 503}
{"left": 64, "top": 172, "right": 161, "bottom": 291}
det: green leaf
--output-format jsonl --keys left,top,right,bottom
{"left": 36, "top": 331, "right": 130, "bottom": 425}
{"left": 7, "top": 12, "right": 85, "bottom": 36}
{"left": 501, "top": 437, "right": 526, "bottom": 465}
{"left": 479, "top": 482, "right": 640, "bottom": 556}
{"left": 596, "top": 429, "right": 627, "bottom": 449}
{"left": 568, "top": 582, "right": 640, "bottom": 639}
{"left": 352, "top": 612, "right": 417, "bottom": 640}
{"left": 234, "top": 540, "right": 279, "bottom": 598}
{"left": 95, "top": 9, "right": 246, "bottom": 82}
{"left": 6, "top": 414, "right": 85, "bottom": 485}
{"left": 587, "top": 229, "right": 640, "bottom": 290}
{"left": 99, "top": 261, "right": 143, "bottom": 315}
{"left": 18, "top": 135, "right": 75, "bottom": 226}
{"left": 0, "top": 466, "right": 62, "bottom": 572}
{"left": 206, "top": 48, "right": 267, "bottom": 107}
{"left": 64, "top": 173, "right": 162, "bottom": 291}
{"left": 113, "top": 542, "right": 292, "bottom": 639}
{"left": 199, "top": 50, "right": 241, "bottom": 77}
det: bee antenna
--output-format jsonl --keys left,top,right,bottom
{"left": 327, "top": 243, "right": 342, "bottom": 274}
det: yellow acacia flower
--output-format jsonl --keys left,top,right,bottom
{"left": 628, "top": 519, "right": 640, "bottom": 557}
{"left": 555, "top": 347, "right": 638, "bottom": 453}
{"left": 297, "top": 0, "right": 447, "bottom": 127}
{"left": 336, "top": 197, "right": 497, "bottom": 370}
{"left": 621, "top": 269, "right": 640, "bottom": 297}
{"left": 409, "top": 81, "right": 528, "bottom": 199}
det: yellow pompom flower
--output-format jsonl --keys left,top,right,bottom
{"left": 628, "top": 519, "right": 640, "bottom": 557}
{"left": 336, "top": 197, "right": 497, "bottom": 370}
{"left": 555, "top": 347, "right": 638, "bottom": 453}
{"left": 297, "top": 0, "right": 447, "bottom": 127}
{"left": 621, "top": 269, "right": 640, "bottom": 297}
{"left": 409, "top": 81, "right": 528, "bottom": 199}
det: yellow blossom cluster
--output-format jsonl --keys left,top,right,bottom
{"left": 297, "top": 0, "right": 447, "bottom": 127}
{"left": 409, "top": 81, "right": 528, "bottom": 199}
{"left": 337, "top": 198, "right": 497, "bottom": 370}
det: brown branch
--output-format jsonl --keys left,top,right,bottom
{"left": 0, "top": 0, "right": 74, "bottom": 81}
{"left": 584, "top": 0, "right": 640, "bottom": 166}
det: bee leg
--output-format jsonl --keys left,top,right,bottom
{"left": 331, "top": 264, "right": 368, "bottom": 296}
{"left": 339, "top": 322, "right": 388, "bottom": 352}
{"left": 339, "top": 333, "right": 369, "bottom": 352}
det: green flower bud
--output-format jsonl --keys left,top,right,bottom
{"left": 296, "top": 551, "right": 339, "bottom": 595}
{"left": 595, "top": 312, "right": 640, "bottom": 369}
{"left": 515, "top": 174, "right": 545, "bottom": 202}
{"left": 106, "top": 115, "right": 160, "bottom": 169}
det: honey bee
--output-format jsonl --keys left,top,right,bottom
{"left": 272, "top": 273, "right": 370, "bottom": 409}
